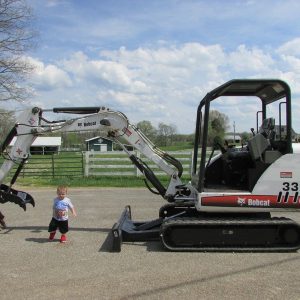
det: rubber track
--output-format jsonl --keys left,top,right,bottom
{"left": 160, "top": 217, "right": 300, "bottom": 252}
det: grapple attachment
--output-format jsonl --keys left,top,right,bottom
{"left": 0, "top": 184, "right": 35, "bottom": 210}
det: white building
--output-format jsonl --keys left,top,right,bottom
{"left": 10, "top": 136, "right": 62, "bottom": 154}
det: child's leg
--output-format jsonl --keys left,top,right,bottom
{"left": 48, "top": 218, "right": 58, "bottom": 240}
{"left": 49, "top": 231, "right": 56, "bottom": 240}
{"left": 58, "top": 220, "right": 69, "bottom": 243}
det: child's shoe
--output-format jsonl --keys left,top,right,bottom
{"left": 60, "top": 234, "right": 67, "bottom": 243}
{"left": 49, "top": 231, "right": 56, "bottom": 241}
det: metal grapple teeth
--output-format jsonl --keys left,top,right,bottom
{"left": 20, "top": 193, "right": 35, "bottom": 207}
{"left": 29, "top": 198, "right": 35, "bottom": 207}
{"left": 0, "top": 184, "right": 35, "bottom": 211}
{"left": 0, "top": 190, "right": 26, "bottom": 210}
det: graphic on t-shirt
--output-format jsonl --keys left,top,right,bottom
{"left": 53, "top": 198, "right": 73, "bottom": 221}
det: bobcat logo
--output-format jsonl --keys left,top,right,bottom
{"left": 237, "top": 197, "right": 246, "bottom": 206}
{"left": 28, "top": 117, "right": 36, "bottom": 125}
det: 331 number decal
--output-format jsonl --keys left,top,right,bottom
{"left": 278, "top": 182, "right": 299, "bottom": 203}
{"left": 282, "top": 182, "right": 299, "bottom": 191}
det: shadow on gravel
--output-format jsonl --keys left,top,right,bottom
{"left": 99, "top": 230, "right": 164, "bottom": 253}
{"left": 2, "top": 226, "right": 111, "bottom": 233}
{"left": 26, "top": 237, "right": 50, "bottom": 243}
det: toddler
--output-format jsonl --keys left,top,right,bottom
{"left": 48, "top": 185, "right": 76, "bottom": 243}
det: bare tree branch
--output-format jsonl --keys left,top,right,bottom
{"left": 0, "top": 0, "right": 36, "bottom": 102}
{"left": 0, "top": 108, "right": 15, "bottom": 141}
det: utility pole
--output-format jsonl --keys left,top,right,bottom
{"left": 233, "top": 121, "right": 236, "bottom": 142}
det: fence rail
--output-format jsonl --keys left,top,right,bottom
{"left": 1, "top": 149, "right": 216, "bottom": 179}
{"left": 84, "top": 151, "right": 193, "bottom": 177}
{"left": 1, "top": 151, "right": 85, "bottom": 179}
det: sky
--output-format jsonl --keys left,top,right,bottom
{"left": 4, "top": 0, "right": 300, "bottom": 134}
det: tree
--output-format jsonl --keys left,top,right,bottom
{"left": 157, "top": 122, "right": 177, "bottom": 146}
{"left": 0, "top": 108, "right": 15, "bottom": 141}
{"left": 208, "top": 110, "right": 230, "bottom": 146}
{"left": 0, "top": 0, "right": 36, "bottom": 102}
{"left": 136, "top": 120, "right": 157, "bottom": 141}
{"left": 240, "top": 131, "right": 252, "bottom": 145}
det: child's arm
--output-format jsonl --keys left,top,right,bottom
{"left": 70, "top": 206, "right": 77, "bottom": 217}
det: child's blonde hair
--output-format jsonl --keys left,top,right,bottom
{"left": 57, "top": 185, "right": 68, "bottom": 194}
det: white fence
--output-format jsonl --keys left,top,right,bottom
{"left": 84, "top": 150, "right": 193, "bottom": 177}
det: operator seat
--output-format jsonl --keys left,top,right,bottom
{"left": 248, "top": 117, "right": 275, "bottom": 161}
{"left": 259, "top": 117, "right": 275, "bottom": 142}
{"left": 248, "top": 117, "right": 282, "bottom": 163}
{"left": 247, "top": 133, "right": 270, "bottom": 161}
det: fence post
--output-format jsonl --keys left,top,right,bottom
{"left": 51, "top": 154, "right": 55, "bottom": 178}
{"left": 85, "top": 151, "right": 90, "bottom": 176}
{"left": 22, "top": 164, "right": 25, "bottom": 178}
{"left": 135, "top": 151, "right": 142, "bottom": 177}
{"left": 81, "top": 151, "right": 84, "bottom": 176}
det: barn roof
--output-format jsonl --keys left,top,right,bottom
{"left": 85, "top": 136, "right": 112, "bottom": 143}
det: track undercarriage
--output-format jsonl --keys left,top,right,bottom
{"left": 109, "top": 204, "right": 300, "bottom": 252}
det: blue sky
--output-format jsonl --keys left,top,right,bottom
{"left": 5, "top": 0, "right": 300, "bottom": 134}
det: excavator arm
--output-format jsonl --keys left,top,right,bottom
{"left": 0, "top": 106, "right": 189, "bottom": 210}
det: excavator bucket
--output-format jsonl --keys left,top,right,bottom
{"left": 0, "top": 184, "right": 35, "bottom": 211}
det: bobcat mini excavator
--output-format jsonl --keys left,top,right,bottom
{"left": 111, "top": 79, "right": 300, "bottom": 252}
{"left": 1, "top": 79, "right": 300, "bottom": 252}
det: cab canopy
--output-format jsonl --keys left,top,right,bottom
{"left": 193, "top": 79, "right": 292, "bottom": 192}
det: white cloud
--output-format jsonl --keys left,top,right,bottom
{"left": 228, "top": 45, "right": 274, "bottom": 73}
{"left": 45, "top": 0, "right": 60, "bottom": 8}
{"left": 277, "top": 38, "right": 300, "bottom": 57}
{"left": 62, "top": 51, "right": 134, "bottom": 89}
{"left": 28, "top": 57, "right": 72, "bottom": 91}
{"left": 23, "top": 40, "right": 300, "bottom": 134}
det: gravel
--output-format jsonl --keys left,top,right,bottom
{"left": 1, "top": 187, "right": 300, "bottom": 300}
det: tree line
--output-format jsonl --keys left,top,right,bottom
{"left": 1, "top": 107, "right": 247, "bottom": 150}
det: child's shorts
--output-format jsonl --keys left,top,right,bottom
{"left": 48, "top": 217, "right": 69, "bottom": 234}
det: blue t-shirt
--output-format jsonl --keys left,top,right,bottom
{"left": 52, "top": 197, "right": 74, "bottom": 221}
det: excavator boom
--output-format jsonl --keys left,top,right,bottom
{"left": 0, "top": 106, "right": 191, "bottom": 210}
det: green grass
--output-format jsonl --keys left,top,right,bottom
{"left": 159, "top": 144, "right": 193, "bottom": 151}
{"left": 15, "top": 175, "right": 191, "bottom": 188}
{"left": 2, "top": 149, "right": 194, "bottom": 188}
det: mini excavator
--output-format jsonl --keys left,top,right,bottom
{"left": 1, "top": 79, "right": 300, "bottom": 251}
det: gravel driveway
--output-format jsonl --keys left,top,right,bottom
{"left": 1, "top": 187, "right": 300, "bottom": 299}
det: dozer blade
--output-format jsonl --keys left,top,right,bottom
{"left": 0, "top": 184, "right": 35, "bottom": 211}
{"left": 106, "top": 205, "right": 161, "bottom": 252}
{"left": 107, "top": 206, "right": 131, "bottom": 252}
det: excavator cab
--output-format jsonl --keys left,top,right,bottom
{"left": 192, "top": 79, "right": 293, "bottom": 192}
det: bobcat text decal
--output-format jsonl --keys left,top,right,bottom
{"left": 201, "top": 194, "right": 300, "bottom": 208}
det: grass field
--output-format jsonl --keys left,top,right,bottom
{"left": 14, "top": 174, "right": 192, "bottom": 188}
{"left": 1, "top": 150, "right": 194, "bottom": 188}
